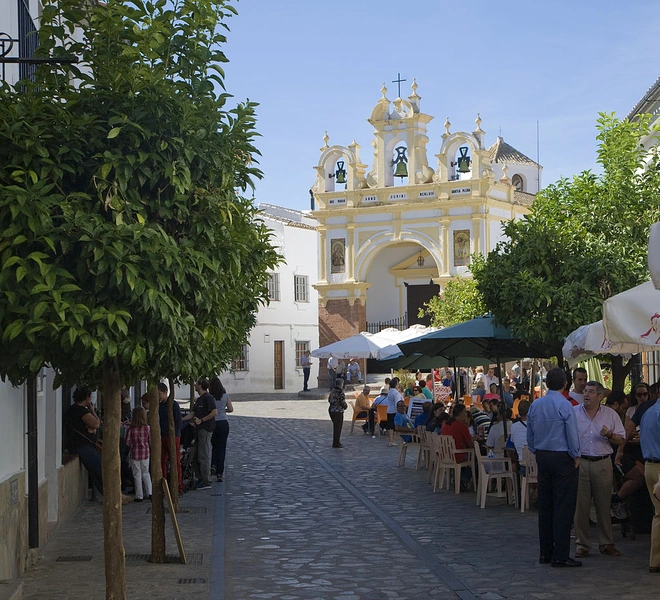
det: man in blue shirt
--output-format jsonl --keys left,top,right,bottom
{"left": 639, "top": 400, "right": 660, "bottom": 573}
{"left": 527, "top": 368, "right": 581, "bottom": 568}
{"left": 394, "top": 400, "right": 415, "bottom": 443}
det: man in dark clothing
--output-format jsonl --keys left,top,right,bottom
{"left": 158, "top": 382, "right": 184, "bottom": 494}
{"left": 183, "top": 378, "right": 217, "bottom": 489}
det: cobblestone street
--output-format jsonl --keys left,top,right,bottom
{"left": 20, "top": 395, "right": 658, "bottom": 599}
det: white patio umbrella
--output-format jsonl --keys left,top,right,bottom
{"left": 372, "top": 324, "right": 439, "bottom": 359}
{"left": 562, "top": 320, "right": 648, "bottom": 367}
{"left": 602, "top": 280, "right": 660, "bottom": 348}
{"left": 310, "top": 332, "right": 396, "bottom": 360}
{"left": 648, "top": 222, "right": 660, "bottom": 290}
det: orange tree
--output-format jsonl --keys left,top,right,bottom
{"left": 471, "top": 114, "right": 660, "bottom": 389}
{"left": 0, "top": 0, "right": 279, "bottom": 597}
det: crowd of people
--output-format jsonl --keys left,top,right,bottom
{"left": 64, "top": 376, "right": 233, "bottom": 503}
{"left": 328, "top": 364, "right": 660, "bottom": 573}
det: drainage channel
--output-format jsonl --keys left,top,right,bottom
{"left": 264, "top": 418, "right": 479, "bottom": 600}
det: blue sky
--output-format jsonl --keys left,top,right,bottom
{"left": 221, "top": 0, "right": 660, "bottom": 212}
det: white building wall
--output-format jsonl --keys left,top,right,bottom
{"left": 172, "top": 206, "right": 320, "bottom": 396}
{"left": 0, "top": 381, "right": 25, "bottom": 483}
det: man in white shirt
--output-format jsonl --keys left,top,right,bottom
{"left": 573, "top": 381, "right": 625, "bottom": 558}
{"left": 386, "top": 377, "right": 403, "bottom": 447}
{"left": 485, "top": 366, "right": 499, "bottom": 390}
{"left": 569, "top": 367, "right": 587, "bottom": 405}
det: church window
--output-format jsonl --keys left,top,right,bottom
{"left": 511, "top": 174, "right": 524, "bottom": 191}
{"left": 267, "top": 273, "right": 280, "bottom": 301}
{"left": 295, "top": 341, "right": 310, "bottom": 367}
{"left": 294, "top": 275, "right": 309, "bottom": 303}
{"left": 231, "top": 345, "right": 249, "bottom": 371}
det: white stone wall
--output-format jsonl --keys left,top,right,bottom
{"left": 174, "top": 207, "right": 320, "bottom": 395}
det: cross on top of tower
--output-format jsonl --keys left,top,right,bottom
{"left": 392, "top": 73, "right": 406, "bottom": 98}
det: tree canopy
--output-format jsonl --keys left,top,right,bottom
{"left": 0, "top": 0, "right": 280, "bottom": 387}
{"left": 419, "top": 274, "right": 485, "bottom": 328}
{"left": 0, "top": 1, "right": 280, "bottom": 595}
{"left": 471, "top": 113, "right": 660, "bottom": 372}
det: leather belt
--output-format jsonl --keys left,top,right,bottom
{"left": 580, "top": 455, "right": 609, "bottom": 462}
{"left": 646, "top": 459, "right": 660, "bottom": 463}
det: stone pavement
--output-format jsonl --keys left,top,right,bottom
{"left": 20, "top": 395, "right": 658, "bottom": 599}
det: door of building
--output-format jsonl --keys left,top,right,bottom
{"left": 274, "top": 341, "right": 284, "bottom": 389}
{"left": 407, "top": 283, "right": 440, "bottom": 327}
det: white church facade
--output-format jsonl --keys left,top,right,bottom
{"left": 311, "top": 81, "right": 540, "bottom": 386}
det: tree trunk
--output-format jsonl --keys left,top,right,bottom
{"left": 611, "top": 354, "right": 637, "bottom": 391}
{"left": 167, "top": 377, "right": 179, "bottom": 513}
{"left": 101, "top": 365, "right": 126, "bottom": 600}
{"left": 147, "top": 385, "right": 166, "bottom": 562}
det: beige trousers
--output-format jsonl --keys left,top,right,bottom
{"left": 644, "top": 462, "right": 660, "bottom": 568}
{"left": 574, "top": 457, "right": 613, "bottom": 552}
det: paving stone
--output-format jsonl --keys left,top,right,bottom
{"left": 17, "top": 396, "right": 660, "bottom": 599}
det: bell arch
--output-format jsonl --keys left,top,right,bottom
{"left": 314, "top": 144, "right": 367, "bottom": 193}
{"left": 436, "top": 132, "right": 484, "bottom": 183}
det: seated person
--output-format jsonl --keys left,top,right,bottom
{"left": 419, "top": 379, "right": 433, "bottom": 400}
{"left": 472, "top": 380, "right": 486, "bottom": 403}
{"left": 346, "top": 359, "right": 363, "bottom": 384}
{"left": 427, "top": 402, "right": 449, "bottom": 432}
{"left": 369, "top": 387, "right": 389, "bottom": 436}
{"left": 440, "top": 404, "right": 474, "bottom": 466}
{"left": 508, "top": 400, "right": 530, "bottom": 473}
{"left": 394, "top": 400, "right": 415, "bottom": 443}
{"left": 486, "top": 407, "right": 513, "bottom": 451}
{"left": 471, "top": 405, "right": 491, "bottom": 436}
{"left": 354, "top": 386, "right": 371, "bottom": 433}
{"left": 483, "top": 383, "right": 500, "bottom": 402}
{"left": 607, "top": 391, "right": 645, "bottom": 520}
{"left": 501, "top": 378, "right": 514, "bottom": 408}
{"left": 414, "top": 401, "right": 433, "bottom": 428}
{"left": 412, "top": 385, "right": 425, "bottom": 399}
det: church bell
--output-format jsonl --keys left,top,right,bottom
{"left": 334, "top": 160, "right": 347, "bottom": 184}
{"left": 456, "top": 146, "right": 471, "bottom": 173}
{"left": 393, "top": 146, "right": 408, "bottom": 179}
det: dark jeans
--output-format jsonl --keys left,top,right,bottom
{"left": 329, "top": 409, "right": 344, "bottom": 447}
{"left": 76, "top": 442, "right": 104, "bottom": 495}
{"left": 536, "top": 450, "right": 579, "bottom": 562}
{"left": 211, "top": 420, "right": 230, "bottom": 477}
{"left": 303, "top": 367, "right": 310, "bottom": 390}
{"left": 366, "top": 407, "right": 377, "bottom": 434}
{"left": 328, "top": 369, "right": 336, "bottom": 390}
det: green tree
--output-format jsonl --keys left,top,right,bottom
{"left": 419, "top": 274, "right": 485, "bottom": 327}
{"left": 471, "top": 113, "right": 660, "bottom": 389}
{"left": 0, "top": 0, "right": 279, "bottom": 597}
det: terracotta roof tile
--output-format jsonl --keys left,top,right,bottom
{"left": 487, "top": 137, "right": 539, "bottom": 167}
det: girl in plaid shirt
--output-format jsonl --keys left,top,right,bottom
{"left": 124, "top": 407, "right": 152, "bottom": 502}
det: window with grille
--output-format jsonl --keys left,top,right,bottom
{"left": 295, "top": 341, "right": 310, "bottom": 367}
{"left": 231, "top": 345, "right": 249, "bottom": 371}
{"left": 294, "top": 275, "right": 309, "bottom": 303}
{"left": 267, "top": 273, "right": 280, "bottom": 301}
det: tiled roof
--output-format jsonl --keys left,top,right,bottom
{"left": 627, "top": 76, "right": 660, "bottom": 121}
{"left": 513, "top": 191, "right": 536, "bottom": 207}
{"left": 487, "top": 137, "right": 539, "bottom": 167}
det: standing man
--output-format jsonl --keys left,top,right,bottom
{"left": 301, "top": 350, "right": 312, "bottom": 391}
{"left": 183, "top": 378, "right": 217, "bottom": 490}
{"left": 638, "top": 397, "right": 660, "bottom": 572}
{"left": 386, "top": 377, "right": 402, "bottom": 447}
{"left": 527, "top": 368, "right": 582, "bottom": 568}
{"left": 569, "top": 367, "right": 588, "bottom": 405}
{"left": 573, "top": 381, "right": 625, "bottom": 558}
{"left": 327, "top": 354, "right": 338, "bottom": 390}
{"left": 485, "top": 366, "right": 499, "bottom": 390}
{"left": 158, "top": 382, "right": 184, "bottom": 495}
